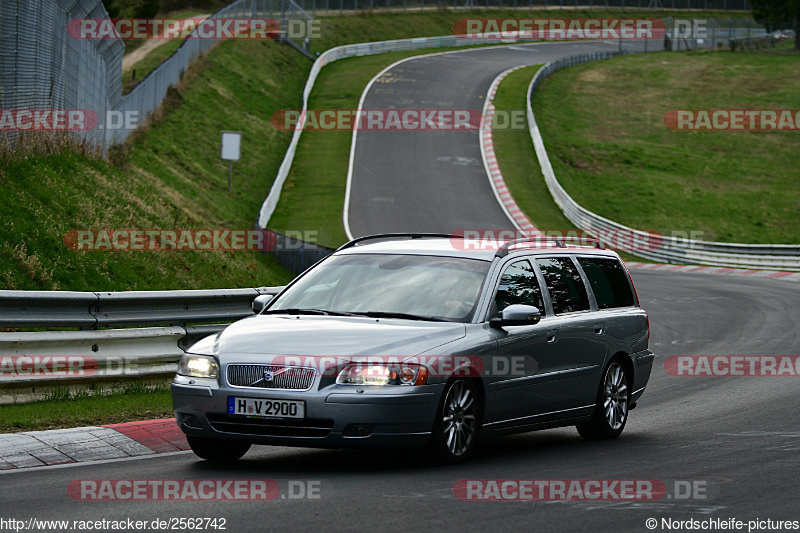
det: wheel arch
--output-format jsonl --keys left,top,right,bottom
{"left": 610, "top": 350, "right": 634, "bottom": 386}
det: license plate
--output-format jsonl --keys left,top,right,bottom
{"left": 227, "top": 397, "right": 305, "bottom": 419}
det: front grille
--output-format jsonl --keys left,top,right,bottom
{"left": 226, "top": 364, "right": 315, "bottom": 390}
{"left": 207, "top": 414, "right": 333, "bottom": 438}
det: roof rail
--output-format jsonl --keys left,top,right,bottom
{"left": 495, "top": 236, "right": 605, "bottom": 257}
{"left": 335, "top": 233, "right": 457, "bottom": 252}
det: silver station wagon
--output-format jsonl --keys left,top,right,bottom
{"left": 172, "top": 234, "right": 654, "bottom": 464}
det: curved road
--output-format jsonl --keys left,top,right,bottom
{"left": 4, "top": 41, "right": 799, "bottom": 532}
{"left": 346, "top": 40, "right": 648, "bottom": 238}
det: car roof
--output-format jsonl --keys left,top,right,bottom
{"left": 333, "top": 236, "right": 623, "bottom": 261}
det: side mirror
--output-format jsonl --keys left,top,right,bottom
{"left": 251, "top": 294, "right": 274, "bottom": 314}
{"left": 490, "top": 304, "right": 542, "bottom": 329}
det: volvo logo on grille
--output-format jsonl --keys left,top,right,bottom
{"left": 234, "top": 365, "right": 313, "bottom": 389}
{"left": 248, "top": 367, "right": 292, "bottom": 387}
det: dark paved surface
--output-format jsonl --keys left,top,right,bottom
{"left": 346, "top": 40, "right": 649, "bottom": 238}
{"left": 3, "top": 270, "right": 799, "bottom": 532}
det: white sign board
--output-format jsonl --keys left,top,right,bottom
{"left": 221, "top": 131, "right": 241, "bottom": 161}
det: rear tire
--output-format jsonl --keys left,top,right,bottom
{"left": 577, "top": 359, "right": 629, "bottom": 440}
{"left": 187, "top": 436, "right": 251, "bottom": 461}
{"left": 427, "top": 379, "right": 481, "bottom": 465}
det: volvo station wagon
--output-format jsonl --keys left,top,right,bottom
{"left": 172, "top": 234, "right": 654, "bottom": 464}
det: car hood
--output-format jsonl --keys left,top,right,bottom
{"left": 189, "top": 315, "right": 466, "bottom": 357}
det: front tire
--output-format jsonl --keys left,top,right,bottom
{"left": 187, "top": 436, "right": 251, "bottom": 462}
{"left": 577, "top": 359, "right": 629, "bottom": 440}
{"left": 428, "top": 379, "right": 480, "bottom": 465}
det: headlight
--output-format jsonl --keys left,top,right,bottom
{"left": 336, "top": 363, "right": 428, "bottom": 386}
{"left": 177, "top": 354, "right": 219, "bottom": 379}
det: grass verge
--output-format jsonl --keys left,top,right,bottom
{"left": 123, "top": 40, "right": 184, "bottom": 94}
{"left": 0, "top": 383, "right": 174, "bottom": 433}
{"left": 532, "top": 50, "right": 800, "bottom": 244}
{"left": 491, "top": 65, "right": 647, "bottom": 263}
{"left": 0, "top": 37, "right": 306, "bottom": 291}
{"left": 122, "top": 9, "right": 211, "bottom": 56}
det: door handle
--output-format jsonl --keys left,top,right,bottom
{"left": 546, "top": 329, "right": 558, "bottom": 343}
{"left": 594, "top": 323, "right": 605, "bottom": 335}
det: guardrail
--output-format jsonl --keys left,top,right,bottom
{"left": 0, "top": 287, "right": 285, "bottom": 404}
{"left": 257, "top": 33, "right": 530, "bottom": 228}
{"left": 526, "top": 53, "right": 800, "bottom": 270}
{"left": 0, "top": 287, "right": 282, "bottom": 329}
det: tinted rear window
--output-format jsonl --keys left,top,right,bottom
{"left": 535, "top": 257, "right": 590, "bottom": 315}
{"left": 578, "top": 257, "right": 635, "bottom": 309}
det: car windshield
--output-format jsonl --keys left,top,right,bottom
{"left": 268, "top": 253, "right": 491, "bottom": 322}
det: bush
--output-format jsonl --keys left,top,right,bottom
{"left": 101, "top": 0, "right": 120, "bottom": 17}
{"left": 102, "top": 0, "right": 159, "bottom": 18}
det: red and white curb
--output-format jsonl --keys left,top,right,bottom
{"left": 625, "top": 261, "right": 800, "bottom": 282}
{"left": 0, "top": 418, "right": 188, "bottom": 470}
{"left": 480, "top": 65, "right": 541, "bottom": 235}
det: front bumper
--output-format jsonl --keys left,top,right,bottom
{"left": 172, "top": 374, "right": 443, "bottom": 448}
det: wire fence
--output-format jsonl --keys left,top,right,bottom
{"left": 0, "top": 0, "right": 124, "bottom": 151}
{"left": 662, "top": 15, "right": 768, "bottom": 50}
{"left": 0, "top": 0, "right": 310, "bottom": 153}
{"left": 113, "top": 0, "right": 298, "bottom": 147}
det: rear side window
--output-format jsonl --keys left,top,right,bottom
{"left": 535, "top": 257, "right": 590, "bottom": 315}
{"left": 578, "top": 257, "right": 635, "bottom": 309}
{"left": 495, "top": 259, "right": 545, "bottom": 316}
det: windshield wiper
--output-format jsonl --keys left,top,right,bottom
{"left": 358, "top": 311, "right": 448, "bottom": 322}
{"left": 264, "top": 309, "right": 448, "bottom": 321}
{"left": 263, "top": 308, "right": 352, "bottom": 316}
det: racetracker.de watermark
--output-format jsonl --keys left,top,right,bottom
{"left": 1, "top": 109, "right": 142, "bottom": 132}
{"left": 67, "top": 17, "right": 280, "bottom": 40}
{"left": 448, "top": 229, "right": 706, "bottom": 252}
{"left": 454, "top": 479, "right": 714, "bottom": 501}
{"left": 454, "top": 479, "right": 667, "bottom": 501}
{"left": 0, "top": 355, "right": 206, "bottom": 378}
{"left": 0, "top": 109, "right": 98, "bottom": 131}
{"left": 453, "top": 18, "right": 668, "bottom": 40}
{"left": 0, "top": 356, "right": 96, "bottom": 379}
{"left": 271, "top": 109, "right": 489, "bottom": 131}
{"left": 247, "top": 355, "right": 536, "bottom": 379}
{"left": 64, "top": 229, "right": 283, "bottom": 252}
{"left": 67, "top": 480, "right": 322, "bottom": 501}
{"left": 665, "top": 109, "right": 800, "bottom": 131}
{"left": 664, "top": 355, "right": 800, "bottom": 377}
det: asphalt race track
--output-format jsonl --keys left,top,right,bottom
{"left": 346, "top": 40, "right": 650, "bottom": 238}
{"left": 4, "top": 271, "right": 800, "bottom": 531}
{"left": 4, "top": 42, "right": 799, "bottom": 532}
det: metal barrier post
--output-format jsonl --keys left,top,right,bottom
{"left": 711, "top": 18, "right": 716, "bottom": 50}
